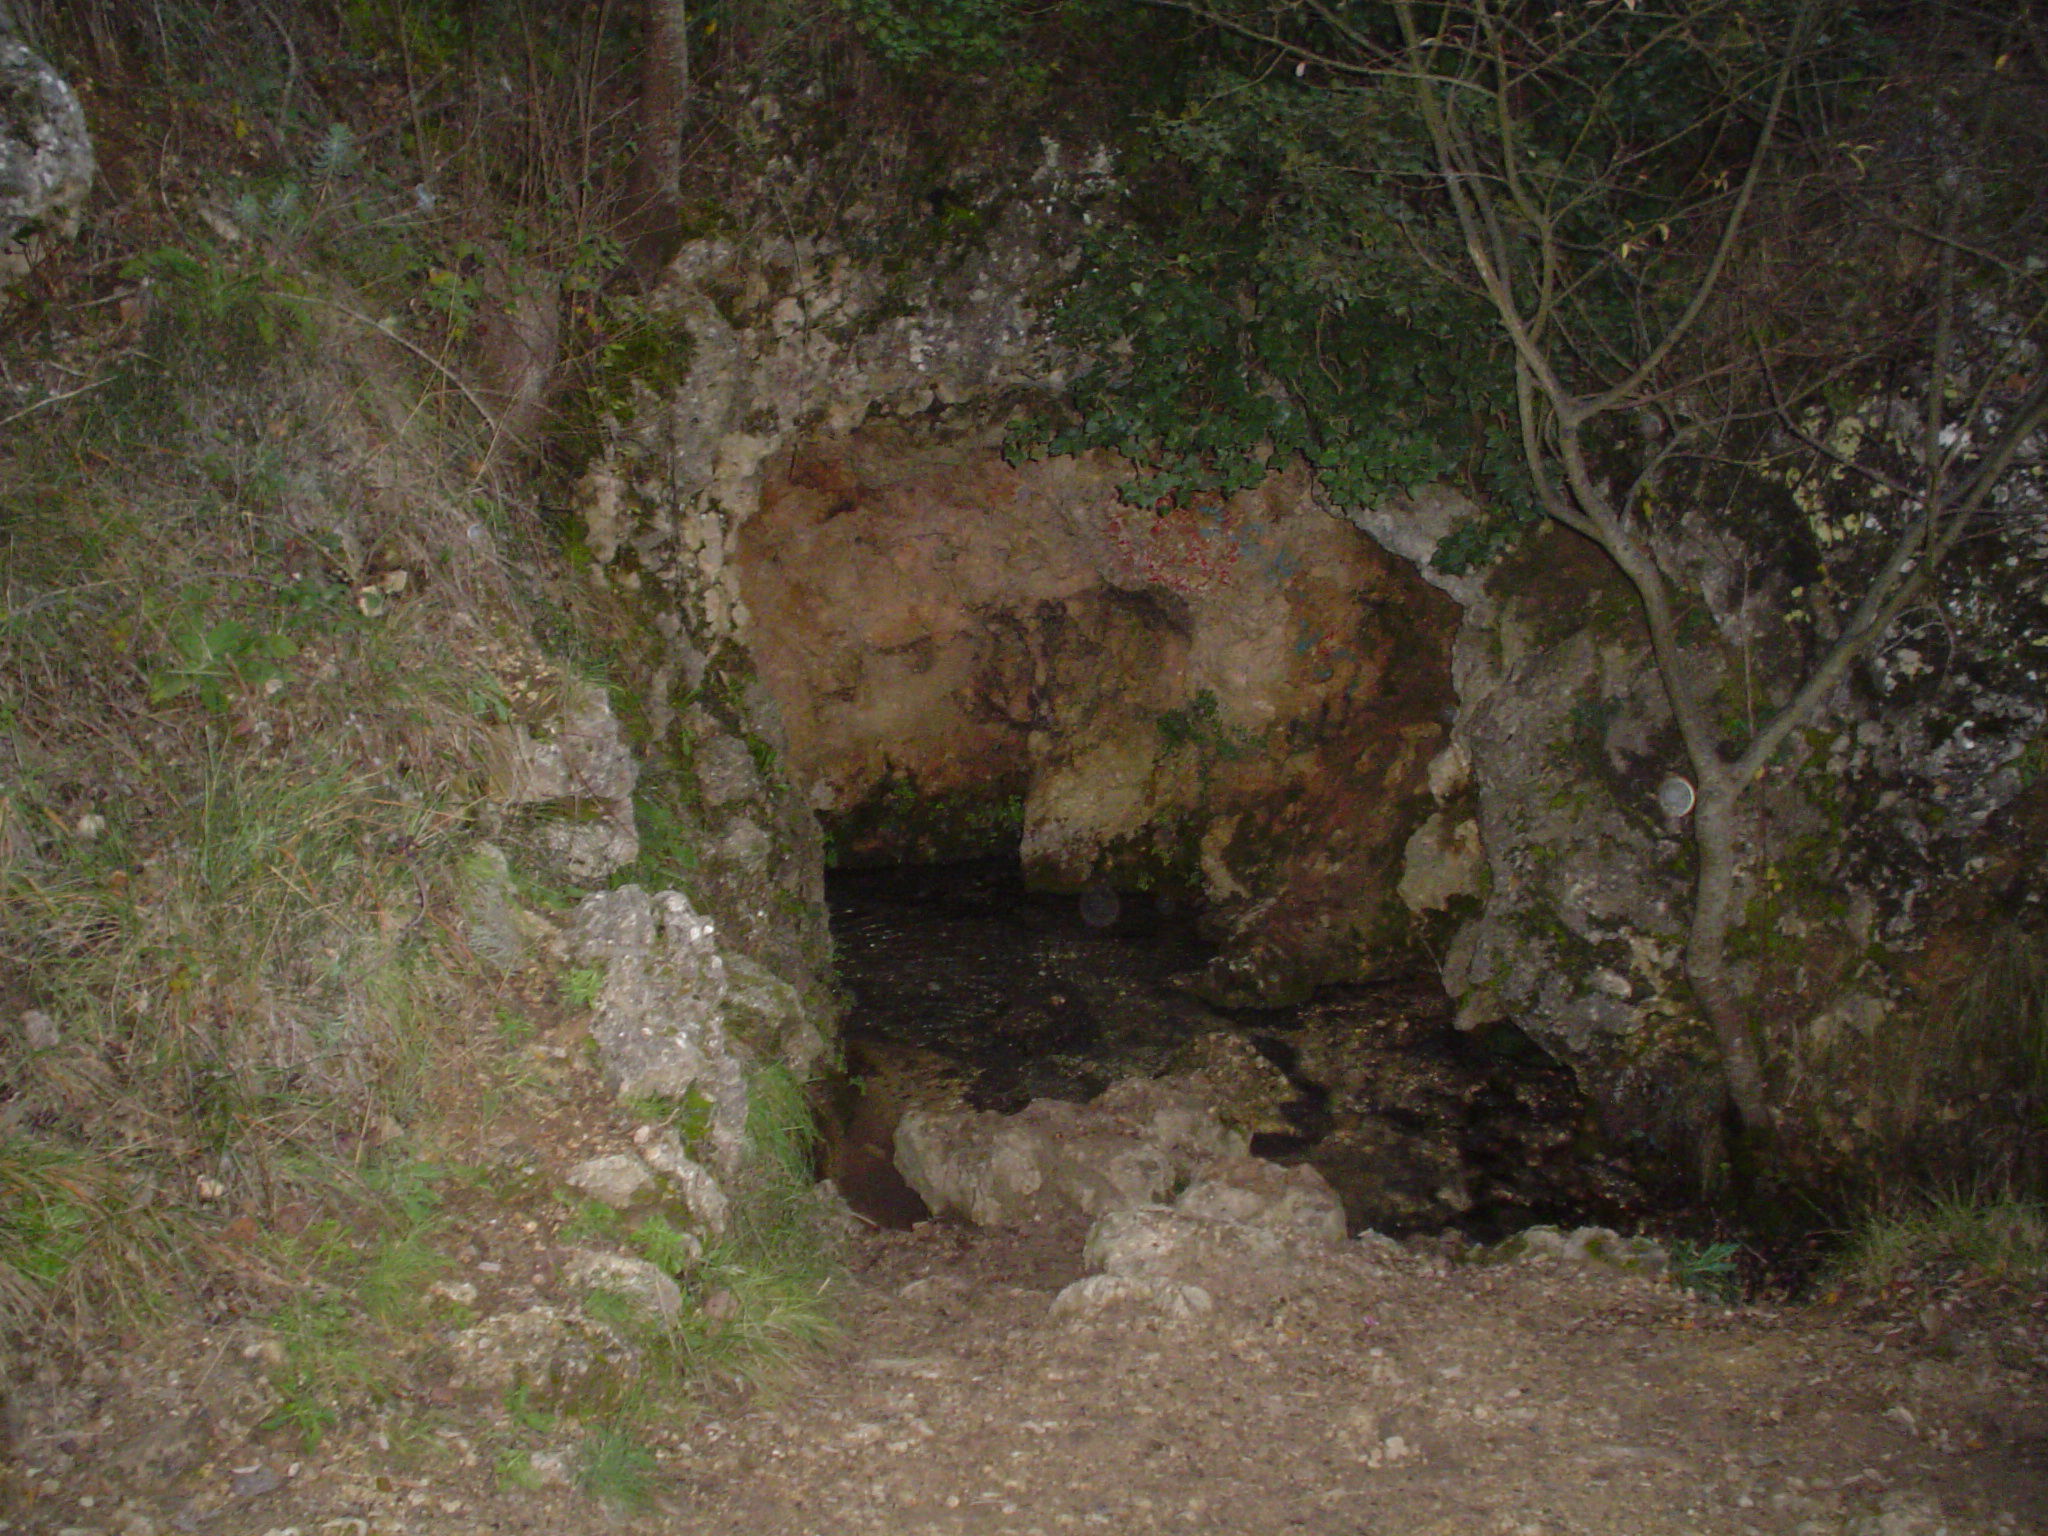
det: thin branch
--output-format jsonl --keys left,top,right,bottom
{"left": 0, "top": 377, "right": 114, "bottom": 430}
{"left": 1584, "top": 0, "right": 1819, "bottom": 416}
{"left": 298, "top": 296, "right": 507, "bottom": 455}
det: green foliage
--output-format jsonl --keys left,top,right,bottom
{"left": 617, "top": 768, "right": 702, "bottom": 890}
{"left": 839, "top": 0, "right": 1026, "bottom": 71}
{"left": 822, "top": 770, "right": 1028, "bottom": 865}
{"left": 626, "top": 1086, "right": 718, "bottom": 1153}
{"left": 560, "top": 966, "right": 608, "bottom": 1010}
{"left": 1667, "top": 1239, "right": 1741, "bottom": 1302}
{"left": 361, "top": 1157, "right": 453, "bottom": 1226}
{"left": 662, "top": 1064, "right": 838, "bottom": 1372}
{"left": 1836, "top": 1192, "right": 2048, "bottom": 1290}
{"left": 1014, "top": 66, "right": 1532, "bottom": 545}
{"left": 119, "top": 247, "right": 312, "bottom": 384}
{"left": 630, "top": 1213, "right": 704, "bottom": 1274}
{"left": 262, "top": 1295, "right": 376, "bottom": 1448}
{"left": 1156, "top": 688, "right": 1264, "bottom": 761}
{"left": 147, "top": 612, "right": 298, "bottom": 712}
{"left": 577, "top": 1427, "right": 658, "bottom": 1509}
{"left": 1858, "top": 924, "right": 2048, "bottom": 1196}
{"left": 0, "top": 1141, "right": 182, "bottom": 1324}
{"left": 585, "top": 301, "right": 699, "bottom": 428}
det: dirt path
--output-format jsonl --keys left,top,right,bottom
{"left": 16, "top": 1163, "right": 2048, "bottom": 1536}
{"left": 11, "top": 1204, "right": 2047, "bottom": 1536}
{"left": 653, "top": 1218, "right": 2047, "bottom": 1536}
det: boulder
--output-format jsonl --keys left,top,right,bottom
{"left": 893, "top": 1079, "right": 1244, "bottom": 1227}
{"left": 0, "top": 37, "right": 93, "bottom": 260}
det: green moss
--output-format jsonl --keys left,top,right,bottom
{"left": 822, "top": 770, "right": 1028, "bottom": 866}
{"left": 589, "top": 303, "right": 697, "bottom": 425}
{"left": 1155, "top": 688, "right": 1266, "bottom": 762}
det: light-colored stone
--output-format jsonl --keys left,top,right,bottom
{"left": 564, "top": 1153, "right": 656, "bottom": 1209}
{"left": 1049, "top": 1271, "right": 1214, "bottom": 1322}
{"left": 1397, "top": 811, "right": 1485, "bottom": 914}
{"left": 1173, "top": 1154, "right": 1348, "bottom": 1246}
{"left": 1485, "top": 1224, "right": 1670, "bottom": 1282}
{"left": 447, "top": 1305, "right": 629, "bottom": 1399}
{"left": 634, "top": 1126, "right": 729, "bottom": 1238}
{"left": 696, "top": 733, "right": 764, "bottom": 808}
{"left": 0, "top": 37, "right": 94, "bottom": 255}
{"left": 571, "top": 886, "right": 749, "bottom": 1172}
{"left": 893, "top": 1080, "right": 1245, "bottom": 1228}
{"left": 457, "top": 842, "right": 555, "bottom": 970}
{"left": 564, "top": 1248, "right": 685, "bottom": 1327}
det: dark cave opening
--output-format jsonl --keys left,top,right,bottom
{"left": 815, "top": 856, "right": 1660, "bottom": 1246}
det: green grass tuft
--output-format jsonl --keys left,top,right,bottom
{"left": 577, "top": 1427, "right": 658, "bottom": 1509}
{"left": 1836, "top": 1190, "right": 2048, "bottom": 1290}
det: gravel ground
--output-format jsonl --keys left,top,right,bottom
{"left": 11, "top": 1203, "right": 2043, "bottom": 1536}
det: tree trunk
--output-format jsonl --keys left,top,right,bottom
{"left": 1685, "top": 779, "right": 1771, "bottom": 1134}
{"left": 619, "top": 0, "right": 690, "bottom": 290}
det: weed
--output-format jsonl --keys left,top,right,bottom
{"left": 624, "top": 1086, "right": 716, "bottom": 1149}
{"left": 559, "top": 1197, "right": 628, "bottom": 1245}
{"left": 657, "top": 1063, "right": 840, "bottom": 1383}
{"left": 359, "top": 1230, "right": 449, "bottom": 1323}
{"left": 496, "top": 1448, "right": 548, "bottom": 1492}
{"left": 504, "top": 1380, "right": 557, "bottom": 1434}
{"left": 629, "top": 1214, "right": 703, "bottom": 1274}
{"left": 361, "top": 1158, "right": 452, "bottom": 1226}
{"left": 262, "top": 1294, "right": 377, "bottom": 1448}
{"left": 0, "top": 1140, "right": 184, "bottom": 1326}
{"left": 494, "top": 1006, "right": 536, "bottom": 1048}
{"left": 1155, "top": 688, "right": 1265, "bottom": 762}
{"left": 1668, "top": 1239, "right": 1742, "bottom": 1302}
{"left": 1861, "top": 923, "right": 2048, "bottom": 1194}
{"left": 1836, "top": 1191, "right": 2048, "bottom": 1290}
{"left": 577, "top": 1427, "right": 658, "bottom": 1509}
{"left": 560, "top": 966, "right": 607, "bottom": 1010}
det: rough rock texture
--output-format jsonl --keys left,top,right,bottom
{"left": 741, "top": 431, "right": 1459, "bottom": 1001}
{"left": 893, "top": 1078, "right": 1246, "bottom": 1227}
{"left": 563, "top": 1152, "right": 656, "bottom": 1209}
{"left": 0, "top": 36, "right": 93, "bottom": 262}
{"left": 1481, "top": 1223, "right": 1671, "bottom": 1283}
{"left": 564, "top": 149, "right": 1460, "bottom": 1003}
{"left": 1172, "top": 1153, "right": 1350, "bottom": 1245}
{"left": 570, "top": 885, "right": 749, "bottom": 1170}
{"left": 446, "top": 1304, "right": 631, "bottom": 1403}
{"left": 482, "top": 669, "right": 640, "bottom": 885}
{"left": 1363, "top": 454, "right": 2047, "bottom": 1166}
{"left": 1430, "top": 529, "right": 1722, "bottom": 1148}
{"left": 561, "top": 1248, "right": 685, "bottom": 1327}
{"left": 1053, "top": 1172, "right": 1352, "bottom": 1323}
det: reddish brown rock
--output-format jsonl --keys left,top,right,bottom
{"left": 736, "top": 423, "right": 1460, "bottom": 997}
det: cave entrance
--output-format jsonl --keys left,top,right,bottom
{"left": 738, "top": 427, "right": 1650, "bottom": 1244}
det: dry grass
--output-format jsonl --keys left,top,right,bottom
{"left": 1836, "top": 1189, "right": 2048, "bottom": 1291}
{"left": 0, "top": 243, "right": 558, "bottom": 1323}
{"left": 1853, "top": 923, "right": 2048, "bottom": 1202}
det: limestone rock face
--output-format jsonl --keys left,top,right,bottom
{"left": 0, "top": 37, "right": 93, "bottom": 263}
{"left": 1377, "top": 460, "right": 2048, "bottom": 1164}
{"left": 571, "top": 885, "right": 749, "bottom": 1172}
{"left": 483, "top": 671, "right": 640, "bottom": 886}
{"left": 739, "top": 432, "right": 1459, "bottom": 1000}
{"left": 569, "top": 177, "right": 1460, "bottom": 1003}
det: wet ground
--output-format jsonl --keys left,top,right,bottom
{"left": 823, "top": 859, "right": 1654, "bottom": 1242}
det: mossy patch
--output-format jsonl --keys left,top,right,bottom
{"left": 822, "top": 770, "right": 1029, "bottom": 866}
